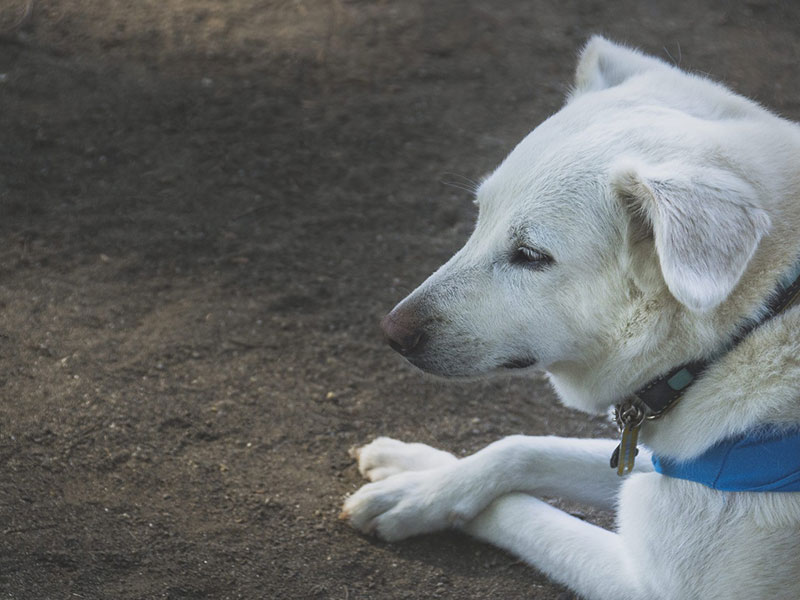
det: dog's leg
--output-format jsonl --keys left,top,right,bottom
{"left": 342, "top": 435, "right": 652, "bottom": 540}
{"left": 463, "top": 492, "right": 645, "bottom": 600}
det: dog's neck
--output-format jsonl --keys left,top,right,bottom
{"left": 640, "top": 301, "right": 800, "bottom": 461}
{"left": 628, "top": 258, "right": 800, "bottom": 423}
{"left": 548, "top": 246, "right": 800, "bottom": 462}
{"left": 601, "top": 255, "right": 800, "bottom": 473}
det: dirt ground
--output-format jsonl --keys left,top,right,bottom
{"left": 0, "top": 1, "right": 799, "bottom": 598}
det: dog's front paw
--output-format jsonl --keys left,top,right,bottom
{"left": 340, "top": 467, "right": 474, "bottom": 542}
{"left": 349, "top": 437, "right": 457, "bottom": 482}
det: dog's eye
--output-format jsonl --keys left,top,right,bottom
{"left": 512, "top": 246, "right": 553, "bottom": 269}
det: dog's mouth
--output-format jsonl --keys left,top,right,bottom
{"left": 501, "top": 357, "right": 538, "bottom": 370}
{"left": 400, "top": 354, "right": 539, "bottom": 379}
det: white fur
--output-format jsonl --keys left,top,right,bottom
{"left": 342, "top": 36, "right": 800, "bottom": 599}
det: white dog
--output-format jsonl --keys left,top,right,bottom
{"left": 341, "top": 37, "right": 800, "bottom": 599}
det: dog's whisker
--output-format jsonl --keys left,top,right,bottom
{"left": 440, "top": 180, "right": 477, "bottom": 195}
{"left": 440, "top": 171, "right": 481, "bottom": 195}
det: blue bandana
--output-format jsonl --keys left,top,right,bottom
{"left": 651, "top": 426, "right": 800, "bottom": 492}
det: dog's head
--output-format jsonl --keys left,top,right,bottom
{"left": 383, "top": 37, "right": 797, "bottom": 413}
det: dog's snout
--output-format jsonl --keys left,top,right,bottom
{"left": 381, "top": 310, "right": 426, "bottom": 356}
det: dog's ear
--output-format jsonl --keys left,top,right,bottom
{"left": 573, "top": 36, "right": 670, "bottom": 96}
{"left": 610, "top": 160, "right": 771, "bottom": 312}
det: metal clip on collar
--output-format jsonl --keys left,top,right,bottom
{"left": 610, "top": 397, "right": 646, "bottom": 476}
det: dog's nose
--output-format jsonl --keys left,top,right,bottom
{"left": 380, "top": 310, "right": 425, "bottom": 356}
